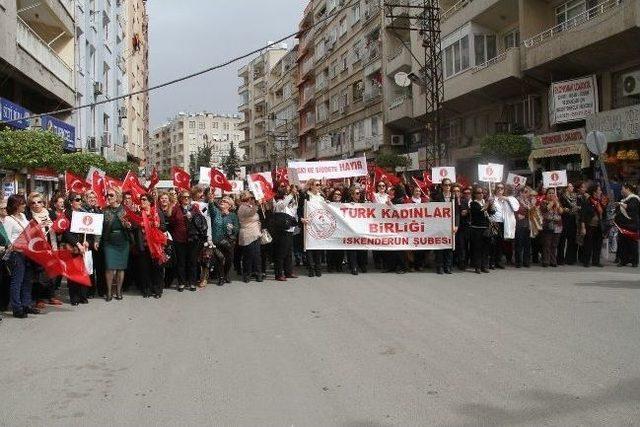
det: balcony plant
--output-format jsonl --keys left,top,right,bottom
{"left": 479, "top": 133, "right": 531, "bottom": 163}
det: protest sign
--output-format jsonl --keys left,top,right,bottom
{"left": 288, "top": 157, "right": 367, "bottom": 181}
{"left": 431, "top": 166, "right": 456, "bottom": 184}
{"left": 506, "top": 173, "right": 527, "bottom": 187}
{"left": 478, "top": 163, "right": 504, "bottom": 183}
{"left": 542, "top": 170, "right": 568, "bottom": 188}
{"left": 70, "top": 212, "right": 104, "bottom": 235}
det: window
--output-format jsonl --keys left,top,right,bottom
{"left": 352, "top": 3, "right": 361, "bottom": 25}
{"left": 198, "top": 122, "right": 205, "bottom": 130}
{"left": 555, "top": 0, "right": 587, "bottom": 25}
{"left": 212, "top": 122, "right": 218, "bottom": 129}
{"left": 339, "top": 17, "right": 347, "bottom": 37}
{"left": 353, "top": 40, "right": 362, "bottom": 63}
{"left": 330, "top": 60, "right": 339, "bottom": 79}
{"left": 340, "top": 89, "right": 349, "bottom": 108}
{"left": 341, "top": 52, "right": 349, "bottom": 72}
{"left": 473, "top": 34, "right": 496, "bottom": 67}
{"left": 371, "top": 115, "right": 380, "bottom": 136}
{"left": 189, "top": 121, "right": 195, "bottom": 129}
{"left": 353, "top": 80, "right": 364, "bottom": 102}
{"left": 331, "top": 94, "right": 340, "bottom": 112}
{"left": 443, "top": 35, "right": 470, "bottom": 78}
{"left": 503, "top": 29, "right": 520, "bottom": 49}
{"left": 223, "top": 122, "right": 229, "bottom": 130}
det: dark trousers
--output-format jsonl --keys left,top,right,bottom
{"left": 617, "top": 233, "right": 638, "bottom": 266}
{"left": 213, "top": 241, "right": 234, "bottom": 281}
{"left": 242, "top": 239, "right": 262, "bottom": 276}
{"left": 68, "top": 281, "right": 87, "bottom": 305}
{"left": 471, "top": 228, "right": 490, "bottom": 270}
{"left": 137, "top": 250, "right": 164, "bottom": 296}
{"left": 326, "top": 250, "right": 344, "bottom": 272}
{"left": 174, "top": 241, "right": 200, "bottom": 286}
{"left": 558, "top": 215, "right": 577, "bottom": 265}
{"left": 90, "top": 248, "right": 106, "bottom": 297}
{"left": 261, "top": 242, "right": 271, "bottom": 275}
{"left": 347, "top": 250, "right": 367, "bottom": 272}
{"left": 293, "top": 232, "right": 304, "bottom": 265}
{"left": 373, "top": 251, "right": 384, "bottom": 269}
{"left": 273, "top": 232, "right": 293, "bottom": 278}
{"left": 489, "top": 223, "right": 505, "bottom": 267}
{"left": 436, "top": 249, "right": 453, "bottom": 271}
{"left": 306, "top": 250, "right": 322, "bottom": 274}
{"left": 32, "top": 265, "right": 56, "bottom": 301}
{"left": 514, "top": 227, "right": 531, "bottom": 266}
{"left": 583, "top": 225, "right": 603, "bottom": 266}
{"left": 0, "top": 260, "right": 10, "bottom": 311}
{"left": 542, "top": 231, "right": 560, "bottom": 266}
{"left": 9, "top": 252, "right": 32, "bottom": 312}
{"left": 454, "top": 227, "right": 469, "bottom": 269}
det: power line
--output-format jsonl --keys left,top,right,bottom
{"left": 0, "top": 0, "right": 358, "bottom": 127}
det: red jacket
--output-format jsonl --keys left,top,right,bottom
{"left": 169, "top": 204, "right": 201, "bottom": 243}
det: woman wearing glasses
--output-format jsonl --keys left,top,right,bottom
{"left": 61, "top": 192, "right": 91, "bottom": 306}
{"left": 326, "top": 188, "right": 345, "bottom": 273}
{"left": 346, "top": 186, "right": 368, "bottom": 275}
{"left": 101, "top": 187, "right": 130, "bottom": 301}
{"left": 433, "top": 179, "right": 458, "bottom": 274}
{"left": 133, "top": 194, "right": 167, "bottom": 298}
{"left": 372, "top": 180, "right": 389, "bottom": 270}
{"left": 301, "top": 178, "right": 325, "bottom": 277}
{"left": 83, "top": 190, "right": 105, "bottom": 298}
{"left": 469, "top": 186, "right": 495, "bottom": 274}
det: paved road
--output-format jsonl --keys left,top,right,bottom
{"left": 1, "top": 266, "right": 639, "bottom": 426}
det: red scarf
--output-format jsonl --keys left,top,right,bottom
{"left": 142, "top": 207, "right": 167, "bottom": 264}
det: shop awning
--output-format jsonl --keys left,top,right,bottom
{"left": 528, "top": 144, "right": 591, "bottom": 171}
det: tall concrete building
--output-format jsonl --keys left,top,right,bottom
{"left": 122, "top": 0, "right": 149, "bottom": 163}
{"left": 73, "top": 0, "right": 127, "bottom": 162}
{"left": 237, "top": 46, "right": 288, "bottom": 171}
{"left": 150, "top": 112, "right": 244, "bottom": 177}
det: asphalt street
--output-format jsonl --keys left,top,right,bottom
{"left": 1, "top": 265, "right": 639, "bottom": 426}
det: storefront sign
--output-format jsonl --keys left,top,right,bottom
{"left": 0, "top": 98, "right": 30, "bottom": 129}
{"left": 549, "top": 75, "right": 598, "bottom": 125}
{"left": 41, "top": 115, "right": 76, "bottom": 151}
{"left": 531, "top": 128, "right": 586, "bottom": 149}
{"left": 32, "top": 168, "right": 59, "bottom": 182}
{"left": 288, "top": 156, "right": 368, "bottom": 181}
{"left": 528, "top": 143, "right": 591, "bottom": 171}
{"left": 3, "top": 181, "right": 15, "bottom": 198}
{"left": 70, "top": 212, "right": 104, "bottom": 235}
{"left": 586, "top": 104, "right": 640, "bottom": 142}
{"left": 542, "top": 170, "right": 568, "bottom": 188}
{"left": 304, "top": 200, "right": 454, "bottom": 251}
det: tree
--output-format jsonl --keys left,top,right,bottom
{"left": 479, "top": 133, "right": 531, "bottom": 163}
{"left": 221, "top": 142, "right": 240, "bottom": 179}
{"left": 376, "top": 152, "right": 410, "bottom": 169}
{"left": 189, "top": 140, "right": 213, "bottom": 181}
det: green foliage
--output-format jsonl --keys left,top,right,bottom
{"left": 189, "top": 141, "right": 213, "bottom": 180}
{"left": 480, "top": 133, "right": 531, "bottom": 162}
{"left": 222, "top": 142, "right": 240, "bottom": 179}
{"left": 0, "top": 130, "right": 64, "bottom": 170}
{"left": 376, "top": 152, "right": 410, "bottom": 169}
{"left": 104, "top": 162, "right": 137, "bottom": 179}
{"left": 59, "top": 152, "right": 107, "bottom": 175}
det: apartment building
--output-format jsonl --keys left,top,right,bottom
{"left": 309, "top": 0, "right": 385, "bottom": 161}
{"left": 0, "top": 0, "right": 76, "bottom": 148}
{"left": 398, "top": 0, "right": 640, "bottom": 180}
{"left": 238, "top": 46, "right": 288, "bottom": 171}
{"left": 267, "top": 47, "right": 300, "bottom": 167}
{"left": 150, "top": 112, "right": 244, "bottom": 177}
{"left": 122, "top": 0, "right": 149, "bottom": 163}
{"left": 74, "top": 0, "right": 127, "bottom": 162}
{"left": 297, "top": 1, "right": 316, "bottom": 160}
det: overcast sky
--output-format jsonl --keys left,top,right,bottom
{"left": 148, "top": 1, "right": 305, "bottom": 129}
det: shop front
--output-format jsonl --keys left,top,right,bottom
{"left": 586, "top": 104, "right": 640, "bottom": 183}
{"left": 528, "top": 128, "right": 592, "bottom": 183}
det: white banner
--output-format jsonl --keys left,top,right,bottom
{"left": 478, "top": 163, "right": 504, "bottom": 183}
{"left": 70, "top": 212, "right": 104, "bottom": 235}
{"left": 288, "top": 156, "right": 368, "bottom": 181}
{"left": 549, "top": 75, "right": 598, "bottom": 125}
{"left": 542, "top": 170, "right": 568, "bottom": 188}
{"left": 431, "top": 166, "right": 456, "bottom": 184}
{"left": 506, "top": 173, "right": 527, "bottom": 187}
{"left": 304, "top": 200, "right": 454, "bottom": 251}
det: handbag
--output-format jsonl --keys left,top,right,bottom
{"left": 260, "top": 229, "right": 273, "bottom": 245}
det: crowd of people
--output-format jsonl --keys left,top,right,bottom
{"left": 0, "top": 174, "right": 637, "bottom": 321}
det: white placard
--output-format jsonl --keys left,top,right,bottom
{"left": 198, "top": 167, "right": 213, "bottom": 185}
{"left": 70, "top": 212, "right": 104, "bottom": 235}
{"left": 542, "top": 170, "right": 568, "bottom": 188}
{"left": 478, "top": 163, "right": 504, "bottom": 183}
{"left": 288, "top": 156, "right": 368, "bottom": 181}
{"left": 226, "top": 180, "right": 244, "bottom": 194}
{"left": 506, "top": 173, "right": 527, "bottom": 187}
{"left": 431, "top": 167, "right": 456, "bottom": 184}
{"left": 549, "top": 75, "right": 598, "bottom": 125}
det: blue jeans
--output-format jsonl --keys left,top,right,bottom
{"left": 9, "top": 252, "right": 32, "bottom": 312}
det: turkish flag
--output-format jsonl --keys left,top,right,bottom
{"left": 51, "top": 250, "right": 92, "bottom": 286}
{"left": 249, "top": 173, "right": 275, "bottom": 201}
{"left": 147, "top": 167, "right": 159, "bottom": 191}
{"left": 412, "top": 176, "right": 427, "bottom": 191}
{"left": 457, "top": 174, "right": 470, "bottom": 189}
{"left": 104, "top": 175, "right": 123, "bottom": 190}
{"left": 122, "top": 171, "right": 147, "bottom": 203}
{"left": 274, "top": 167, "right": 289, "bottom": 186}
{"left": 91, "top": 171, "right": 107, "bottom": 208}
{"left": 171, "top": 166, "right": 191, "bottom": 192}
{"left": 52, "top": 214, "right": 71, "bottom": 234}
{"left": 209, "top": 168, "right": 233, "bottom": 192}
{"left": 615, "top": 222, "right": 640, "bottom": 241}
{"left": 422, "top": 171, "right": 433, "bottom": 187}
{"left": 374, "top": 167, "right": 400, "bottom": 186}
{"left": 143, "top": 208, "right": 168, "bottom": 264}
{"left": 65, "top": 171, "right": 90, "bottom": 194}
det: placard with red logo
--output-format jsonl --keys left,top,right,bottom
{"left": 70, "top": 212, "right": 104, "bottom": 235}
{"left": 542, "top": 170, "right": 568, "bottom": 188}
{"left": 478, "top": 163, "right": 504, "bottom": 183}
{"left": 506, "top": 173, "right": 527, "bottom": 188}
{"left": 431, "top": 167, "right": 456, "bottom": 184}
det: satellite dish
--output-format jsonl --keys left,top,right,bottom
{"left": 586, "top": 131, "right": 607, "bottom": 155}
{"left": 394, "top": 72, "right": 411, "bottom": 88}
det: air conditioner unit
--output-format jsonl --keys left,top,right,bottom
{"left": 621, "top": 71, "right": 640, "bottom": 97}
{"left": 87, "top": 136, "right": 97, "bottom": 151}
{"left": 118, "top": 106, "right": 127, "bottom": 118}
{"left": 93, "top": 81, "right": 103, "bottom": 95}
{"left": 390, "top": 134, "right": 405, "bottom": 146}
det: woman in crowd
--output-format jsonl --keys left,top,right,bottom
{"left": 62, "top": 192, "right": 92, "bottom": 306}
{"left": 372, "top": 180, "right": 389, "bottom": 270}
{"left": 454, "top": 185, "right": 471, "bottom": 271}
{"left": 84, "top": 190, "right": 105, "bottom": 298}
{"left": 540, "top": 188, "right": 564, "bottom": 267}
{"left": 209, "top": 196, "right": 239, "bottom": 286}
{"left": 383, "top": 185, "right": 408, "bottom": 274}
{"left": 4, "top": 194, "right": 38, "bottom": 317}
{"left": 102, "top": 187, "right": 130, "bottom": 301}
{"left": 615, "top": 183, "right": 639, "bottom": 267}
{"left": 345, "top": 186, "right": 368, "bottom": 275}
{"left": 433, "top": 178, "right": 456, "bottom": 274}
{"left": 0, "top": 199, "right": 9, "bottom": 315}
{"left": 169, "top": 190, "right": 207, "bottom": 292}
{"left": 302, "top": 178, "right": 325, "bottom": 277}
{"left": 237, "top": 191, "right": 263, "bottom": 283}
{"left": 157, "top": 192, "right": 175, "bottom": 288}
{"left": 134, "top": 194, "right": 166, "bottom": 298}
{"left": 557, "top": 183, "right": 579, "bottom": 265}
{"left": 406, "top": 185, "right": 429, "bottom": 272}
{"left": 488, "top": 183, "right": 518, "bottom": 269}
{"left": 514, "top": 186, "right": 533, "bottom": 268}
{"left": 469, "top": 186, "right": 495, "bottom": 274}
{"left": 272, "top": 184, "right": 299, "bottom": 281}
{"left": 580, "top": 184, "right": 606, "bottom": 268}
{"left": 326, "top": 188, "right": 345, "bottom": 273}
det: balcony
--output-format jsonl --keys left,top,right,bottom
{"left": 238, "top": 100, "right": 250, "bottom": 111}
{"left": 386, "top": 94, "right": 413, "bottom": 125}
{"left": 443, "top": 47, "right": 522, "bottom": 110}
{"left": 386, "top": 45, "right": 411, "bottom": 75}
{"left": 317, "top": 143, "right": 342, "bottom": 159}
{"left": 385, "top": 0, "right": 410, "bottom": 25}
{"left": 522, "top": 0, "right": 639, "bottom": 76}
{"left": 363, "top": 86, "right": 383, "bottom": 104}
{"left": 299, "top": 27, "right": 315, "bottom": 54}
{"left": 238, "top": 83, "right": 248, "bottom": 94}
{"left": 364, "top": 1, "right": 381, "bottom": 23}
{"left": 16, "top": 17, "right": 74, "bottom": 89}
{"left": 353, "top": 135, "right": 382, "bottom": 152}
{"left": 238, "top": 65, "right": 249, "bottom": 77}
{"left": 441, "top": 0, "right": 514, "bottom": 36}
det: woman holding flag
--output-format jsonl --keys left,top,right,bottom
{"left": 62, "top": 192, "right": 92, "bottom": 306}
{"left": 102, "top": 187, "right": 130, "bottom": 301}
{"left": 132, "top": 194, "right": 167, "bottom": 298}
{"left": 83, "top": 190, "right": 105, "bottom": 298}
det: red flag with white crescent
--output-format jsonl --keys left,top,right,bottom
{"left": 91, "top": 171, "right": 107, "bottom": 208}
{"left": 171, "top": 166, "right": 191, "bottom": 192}
{"left": 147, "top": 167, "right": 159, "bottom": 191}
{"left": 52, "top": 214, "right": 71, "bottom": 234}
{"left": 122, "top": 171, "right": 147, "bottom": 203}
{"left": 209, "top": 168, "right": 233, "bottom": 192}
{"left": 274, "top": 167, "right": 289, "bottom": 186}
{"left": 65, "top": 171, "right": 90, "bottom": 194}
{"left": 374, "top": 166, "right": 400, "bottom": 186}
{"left": 104, "top": 175, "right": 123, "bottom": 190}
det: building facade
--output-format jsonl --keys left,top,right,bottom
{"left": 238, "top": 46, "right": 288, "bottom": 171}
{"left": 150, "top": 112, "right": 244, "bottom": 177}
{"left": 122, "top": 0, "right": 149, "bottom": 163}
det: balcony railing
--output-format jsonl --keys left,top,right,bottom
{"left": 472, "top": 47, "right": 513, "bottom": 73}
{"left": 442, "top": 0, "right": 475, "bottom": 22}
{"left": 389, "top": 94, "right": 411, "bottom": 110}
{"left": 16, "top": 17, "right": 74, "bottom": 89}
{"left": 523, "top": 0, "right": 624, "bottom": 49}
{"left": 363, "top": 86, "right": 383, "bottom": 103}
